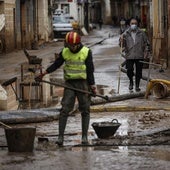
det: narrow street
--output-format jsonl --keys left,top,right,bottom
{"left": 0, "top": 26, "right": 170, "bottom": 170}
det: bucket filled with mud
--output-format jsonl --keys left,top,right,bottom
{"left": 4, "top": 127, "right": 36, "bottom": 152}
{"left": 92, "top": 119, "right": 121, "bottom": 139}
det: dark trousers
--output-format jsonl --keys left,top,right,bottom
{"left": 126, "top": 59, "right": 143, "bottom": 83}
{"left": 60, "top": 79, "right": 91, "bottom": 115}
{"left": 58, "top": 79, "right": 91, "bottom": 135}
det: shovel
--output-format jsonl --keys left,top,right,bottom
{"left": 40, "top": 80, "right": 109, "bottom": 101}
{"left": 117, "top": 40, "right": 123, "bottom": 94}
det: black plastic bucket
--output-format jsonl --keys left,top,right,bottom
{"left": 4, "top": 127, "right": 36, "bottom": 152}
{"left": 92, "top": 119, "right": 121, "bottom": 139}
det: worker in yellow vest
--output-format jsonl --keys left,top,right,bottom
{"left": 36, "top": 31, "right": 96, "bottom": 146}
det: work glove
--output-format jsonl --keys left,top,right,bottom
{"left": 90, "top": 85, "right": 97, "bottom": 97}
{"left": 34, "top": 72, "right": 46, "bottom": 82}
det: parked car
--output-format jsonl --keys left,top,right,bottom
{"left": 52, "top": 15, "right": 73, "bottom": 38}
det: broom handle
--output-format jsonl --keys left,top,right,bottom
{"left": 40, "top": 80, "right": 109, "bottom": 100}
{"left": 117, "top": 40, "right": 123, "bottom": 94}
{"left": 0, "top": 122, "right": 12, "bottom": 129}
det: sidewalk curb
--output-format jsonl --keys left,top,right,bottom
{"left": 0, "top": 109, "right": 60, "bottom": 124}
{"left": 90, "top": 105, "right": 170, "bottom": 112}
{"left": 0, "top": 105, "right": 170, "bottom": 124}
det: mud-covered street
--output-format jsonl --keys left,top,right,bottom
{"left": 0, "top": 111, "right": 170, "bottom": 170}
{"left": 0, "top": 26, "right": 170, "bottom": 170}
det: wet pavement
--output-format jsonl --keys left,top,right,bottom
{"left": 1, "top": 146, "right": 170, "bottom": 170}
{"left": 0, "top": 25, "right": 170, "bottom": 169}
{"left": 0, "top": 111, "right": 170, "bottom": 170}
{"left": 0, "top": 25, "right": 170, "bottom": 121}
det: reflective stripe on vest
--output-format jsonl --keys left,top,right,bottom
{"left": 62, "top": 46, "right": 89, "bottom": 80}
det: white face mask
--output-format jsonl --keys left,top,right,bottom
{"left": 130, "top": 24, "right": 137, "bottom": 30}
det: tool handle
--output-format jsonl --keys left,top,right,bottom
{"left": 0, "top": 122, "right": 12, "bottom": 129}
{"left": 41, "top": 80, "right": 109, "bottom": 100}
{"left": 2, "top": 77, "right": 17, "bottom": 87}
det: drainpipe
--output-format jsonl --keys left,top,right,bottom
{"left": 33, "top": 0, "right": 37, "bottom": 42}
{"left": 32, "top": 0, "right": 39, "bottom": 49}
{"left": 36, "top": 0, "right": 39, "bottom": 41}
{"left": 84, "top": 0, "right": 89, "bottom": 32}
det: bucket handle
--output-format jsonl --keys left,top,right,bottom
{"left": 111, "top": 119, "right": 119, "bottom": 123}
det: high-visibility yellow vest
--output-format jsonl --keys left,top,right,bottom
{"left": 62, "top": 46, "right": 89, "bottom": 80}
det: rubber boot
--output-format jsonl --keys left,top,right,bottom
{"left": 129, "top": 78, "right": 133, "bottom": 90}
{"left": 56, "top": 115, "right": 67, "bottom": 146}
{"left": 135, "top": 78, "right": 141, "bottom": 92}
{"left": 81, "top": 113, "right": 90, "bottom": 145}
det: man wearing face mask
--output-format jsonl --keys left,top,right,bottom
{"left": 120, "top": 18, "right": 150, "bottom": 92}
{"left": 35, "top": 31, "right": 96, "bottom": 146}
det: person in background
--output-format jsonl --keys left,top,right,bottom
{"left": 112, "top": 16, "right": 117, "bottom": 26}
{"left": 120, "top": 18, "right": 150, "bottom": 92}
{"left": 98, "top": 18, "right": 103, "bottom": 30}
{"left": 119, "top": 16, "right": 126, "bottom": 34}
{"left": 35, "top": 31, "right": 96, "bottom": 146}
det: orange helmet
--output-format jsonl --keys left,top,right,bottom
{"left": 65, "top": 31, "right": 81, "bottom": 45}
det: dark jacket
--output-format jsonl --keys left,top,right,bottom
{"left": 46, "top": 44, "right": 95, "bottom": 85}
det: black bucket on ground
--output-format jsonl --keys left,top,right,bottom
{"left": 92, "top": 119, "right": 121, "bottom": 139}
{"left": 4, "top": 127, "right": 36, "bottom": 152}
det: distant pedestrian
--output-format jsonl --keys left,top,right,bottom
{"left": 112, "top": 16, "right": 117, "bottom": 26}
{"left": 119, "top": 18, "right": 150, "bottom": 92}
{"left": 98, "top": 19, "right": 103, "bottom": 30}
{"left": 35, "top": 31, "right": 96, "bottom": 146}
{"left": 119, "top": 17, "right": 126, "bottom": 34}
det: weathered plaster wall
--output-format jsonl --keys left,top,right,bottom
{"left": 102, "top": 0, "right": 112, "bottom": 24}
{"left": 4, "top": 0, "right": 15, "bottom": 52}
{"left": 152, "top": 0, "right": 162, "bottom": 63}
{"left": 38, "top": 0, "right": 49, "bottom": 41}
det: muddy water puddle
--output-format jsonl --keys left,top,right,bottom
{"left": 1, "top": 145, "right": 170, "bottom": 170}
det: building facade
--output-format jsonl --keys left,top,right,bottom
{"left": 1, "top": 0, "right": 170, "bottom": 68}
{"left": 0, "top": 0, "right": 53, "bottom": 53}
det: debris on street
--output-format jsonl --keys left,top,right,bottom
{"left": 139, "top": 110, "right": 170, "bottom": 124}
